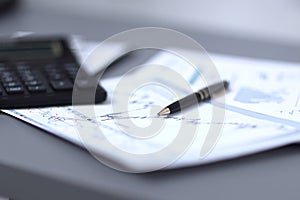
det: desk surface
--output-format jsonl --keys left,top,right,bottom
{"left": 1, "top": 2, "right": 300, "bottom": 200}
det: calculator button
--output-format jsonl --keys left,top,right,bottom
{"left": 18, "top": 70, "right": 35, "bottom": 75}
{"left": 16, "top": 64, "right": 32, "bottom": 71}
{"left": 2, "top": 81, "right": 22, "bottom": 87}
{"left": 5, "top": 86, "right": 24, "bottom": 94}
{"left": 24, "top": 80, "right": 42, "bottom": 86}
{"left": 44, "top": 64, "right": 55, "bottom": 70}
{"left": 1, "top": 76, "right": 18, "bottom": 83}
{"left": 0, "top": 66, "right": 9, "bottom": 72}
{"left": 64, "top": 64, "right": 78, "bottom": 69}
{"left": 65, "top": 66, "right": 78, "bottom": 72}
{"left": 63, "top": 63, "right": 78, "bottom": 69}
{"left": 21, "top": 75, "right": 38, "bottom": 82}
{"left": 44, "top": 65, "right": 62, "bottom": 73}
{"left": 1, "top": 71, "right": 16, "bottom": 77}
{"left": 48, "top": 72, "right": 65, "bottom": 80}
{"left": 75, "top": 79, "right": 95, "bottom": 89}
{"left": 27, "top": 85, "right": 47, "bottom": 93}
{"left": 64, "top": 64, "right": 78, "bottom": 73}
{"left": 50, "top": 79, "right": 73, "bottom": 90}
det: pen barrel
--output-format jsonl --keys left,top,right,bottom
{"left": 168, "top": 93, "right": 202, "bottom": 114}
{"left": 197, "top": 81, "right": 229, "bottom": 99}
{"left": 166, "top": 81, "right": 229, "bottom": 115}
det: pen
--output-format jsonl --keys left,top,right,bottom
{"left": 157, "top": 80, "right": 229, "bottom": 116}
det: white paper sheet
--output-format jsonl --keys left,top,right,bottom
{"left": 2, "top": 68, "right": 299, "bottom": 171}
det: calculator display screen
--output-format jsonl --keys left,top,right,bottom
{"left": 0, "top": 40, "right": 65, "bottom": 61}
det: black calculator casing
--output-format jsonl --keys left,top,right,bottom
{"left": 0, "top": 36, "right": 107, "bottom": 109}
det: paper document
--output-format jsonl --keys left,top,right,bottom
{"left": 4, "top": 75, "right": 298, "bottom": 171}
{"left": 149, "top": 51, "right": 300, "bottom": 126}
{"left": 213, "top": 55, "right": 300, "bottom": 125}
{"left": 3, "top": 41, "right": 300, "bottom": 172}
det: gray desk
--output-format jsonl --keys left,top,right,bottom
{"left": 1, "top": 2, "right": 300, "bottom": 200}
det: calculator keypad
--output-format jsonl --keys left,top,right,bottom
{"left": 0, "top": 61, "right": 107, "bottom": 108}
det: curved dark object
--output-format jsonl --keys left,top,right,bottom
{"left": 0, "top": 0, "right": 18, "bottom": 14}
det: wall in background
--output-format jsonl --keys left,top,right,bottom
{"left": 26, "top": 0, "right": 300, "bottom": 45}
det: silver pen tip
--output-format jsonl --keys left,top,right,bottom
{"left": 157, "top": 108, "right": 171, "bottom": 116}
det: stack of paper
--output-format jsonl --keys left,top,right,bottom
{"left": 3, "top": 39, "right": 300, "bottom": 172}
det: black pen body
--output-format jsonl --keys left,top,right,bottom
{"left": 166, "top": 81, "right": 229, "bottom": 115}
{"left": 167, "top": 92, "right": 202, "bottom": 114}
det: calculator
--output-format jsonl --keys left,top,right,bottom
{"left": 0, "top": 36, "right": 107, "bottom": 109}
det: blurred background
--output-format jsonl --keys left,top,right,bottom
{"left": 0, "top": 0, "right": 300, "bottom": 62}
{"left": 1, "top": 0, "right": 300, "bottom": 45}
